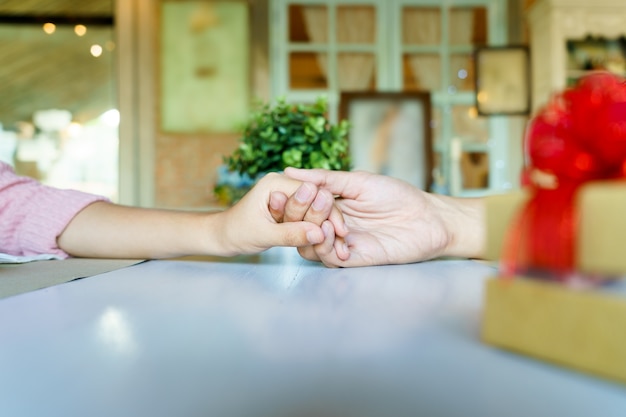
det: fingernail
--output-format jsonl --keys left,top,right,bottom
{"left": 306, "top": 230, "right": 321, "bottom": 244}
{"left": 322, "top": 221, "right": 332, "bottom": 238}
{"left": 295, "top": 183, "right": 314, "bottom": 203}
{"left": 269, "top": 194, "right": 281, "bottom": 210}
{"left": 312, "top": 192, "right": 327, "bottom": 211}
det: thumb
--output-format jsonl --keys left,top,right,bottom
{"left": 268, "top": 221, "right": 325, "bottom": 248}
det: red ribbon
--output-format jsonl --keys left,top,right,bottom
{"left": 502, "top": 72, "right": 626, "bottom": 281}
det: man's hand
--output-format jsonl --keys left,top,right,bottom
{"left": 278, "top": 168, "right": 485, "bottom": 267}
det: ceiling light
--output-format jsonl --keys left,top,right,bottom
{"left": 90, "top": 44, "right": 103, "bottom": 57}
{"left": 43, "top": 23, "right": 56, "bottom": 34}
{"left": 74, "top": 24, "right": 87, "bottom": 36}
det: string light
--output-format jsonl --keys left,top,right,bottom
{"left": 43, "top": 23, "right": 56, "bottom": 34}
{"left": 74, "top": 24, "right": 87, "bottom": 36}
{"left": 90, "top": 44, "right": 103, "bottom": 57}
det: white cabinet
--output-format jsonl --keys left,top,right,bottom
{"left": 527, "top": 0, "right": 626, "bottom": 112}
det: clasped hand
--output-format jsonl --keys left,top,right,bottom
{"left": 269, "top": 168, "right": 484, "bottom": 268}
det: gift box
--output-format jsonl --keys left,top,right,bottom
{"left": 482, "top": 182, "right": 626, "bottom": 384}
{"left": 481, "top": 72, "right": 626, "bottom": 384}
{"left": 485, "top": 181, "right": 626, "bottom": 276}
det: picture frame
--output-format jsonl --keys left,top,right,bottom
{"left": 159, "top": 0, "right": 250, "bottom": 134}
{"left": 474, "top": 46, "right": 531, "bottom": 116}
{"left": 339, "top": 91, "right": 433, "bottom": 191}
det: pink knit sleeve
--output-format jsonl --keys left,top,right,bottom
{"left": 0, "top": 162, "right": 109, "bottom": 258}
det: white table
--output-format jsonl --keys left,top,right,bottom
{"left": 1, "top": 248, "right": 624, "bottom": 417}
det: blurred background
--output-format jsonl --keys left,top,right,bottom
{"left": 0, "top": 0, "right": 624, "bottom": 209}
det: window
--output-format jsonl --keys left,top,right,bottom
{"left": 273, "top": 1, "right": 383, "bottom": 115}
{"left": 0, "top": 6, "right": 118, "bottom": 201}
{"left": 271, "top": 0, "right": 513, "bottom": 196}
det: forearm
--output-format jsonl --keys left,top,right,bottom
{"left": 432, "top": 195, "right": 486, "bottom": 259}
{"left": 0, "top": 162, "right": 108, "bottom": 257}
{"left": 57, "top": 202, "right": 226, "bottom": 259}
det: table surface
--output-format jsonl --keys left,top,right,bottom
{"left": 1, "top": 248, "right": 625, "bottom": 417}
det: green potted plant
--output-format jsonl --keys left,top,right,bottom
{"left": 214, "top": 97, "right": 350, "bottom": 204}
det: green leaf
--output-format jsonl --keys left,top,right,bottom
{"left": 226, "top": 96, "right": 351, "bottom": 175}
{"left": 282, "top": 148, "right": 303, "bottom": 167}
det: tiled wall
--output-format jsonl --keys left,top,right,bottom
{"left": 154, "top": 133, "right": 239, "bottom": 208}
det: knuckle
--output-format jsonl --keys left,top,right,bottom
{"left": 298, "top": 247, "right": 319, "bottom": 261}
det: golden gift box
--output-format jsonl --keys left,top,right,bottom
{"left": 482, "top": 181, "right": 626, "bottom": 384}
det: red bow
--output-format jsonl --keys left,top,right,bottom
{"left": 502, "top": 72, "right": 626, "bottom": 280}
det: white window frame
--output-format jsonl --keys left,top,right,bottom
{"left": 270, "top": 0, "right": 513, "bottom": 196}
{"left": 270, "top": 0, "right": 388, "bottom": 121}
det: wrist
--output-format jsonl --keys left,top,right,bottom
{"left": 200, "top": 210, "right": 235, "bottom": 257}
{"left": 436, "top": 195, "right": 486, "bottom": 259}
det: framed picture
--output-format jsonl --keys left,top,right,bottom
{"left": 474, "top": 46, "right": 531, "bottom": 116}
{"left": 159, "top": 0, "right": 250, "bottom": 133}
{"left": 339, "top": 91, "right": 433, "bottom": 191}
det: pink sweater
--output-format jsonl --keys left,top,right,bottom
{"left": 0, "top": 161, "right": 108, "bottom": 258}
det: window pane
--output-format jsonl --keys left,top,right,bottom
{"left": 450, "top": 53, "right": 475, "bottom": 91}
{"left": 338, "top": 53, "right": 376, "bottom": 90}
{"left": 449, "top": 6, "right": 487, "bottom": 46}
{"left": 289, "top": 52, "right": 328, "bottom": 89}
{"left": 403, "top": 54, "right": 441, "bottom": 91}
{"left": 460, "top": 151, "right": 489, "bottom": 189}
{"left": 402, "top": 7, "right": 441, "bottom": 45}
{"left": 403, "top": 56, "right": 418, "bottom": 90}
{"left": 289, "top": 4, "right": 328, "bottom": 43}
{"left": 451, "top": 105, "right": 488, "bottom": 143}
{"left": 336, "top": 5, "right": 376, "bottom": 44}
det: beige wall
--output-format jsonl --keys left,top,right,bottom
{"left": 120, "top": 0, "right": 528, "bottom": 209}
{"left": 117, "top": 0, "right": 269, "bottom": 209}
{"left": 154, "top": 0, "right": 270, "bottom": 209}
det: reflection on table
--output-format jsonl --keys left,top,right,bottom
{"left": 0, "top": 248, "right": 624, "bottom": 417}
